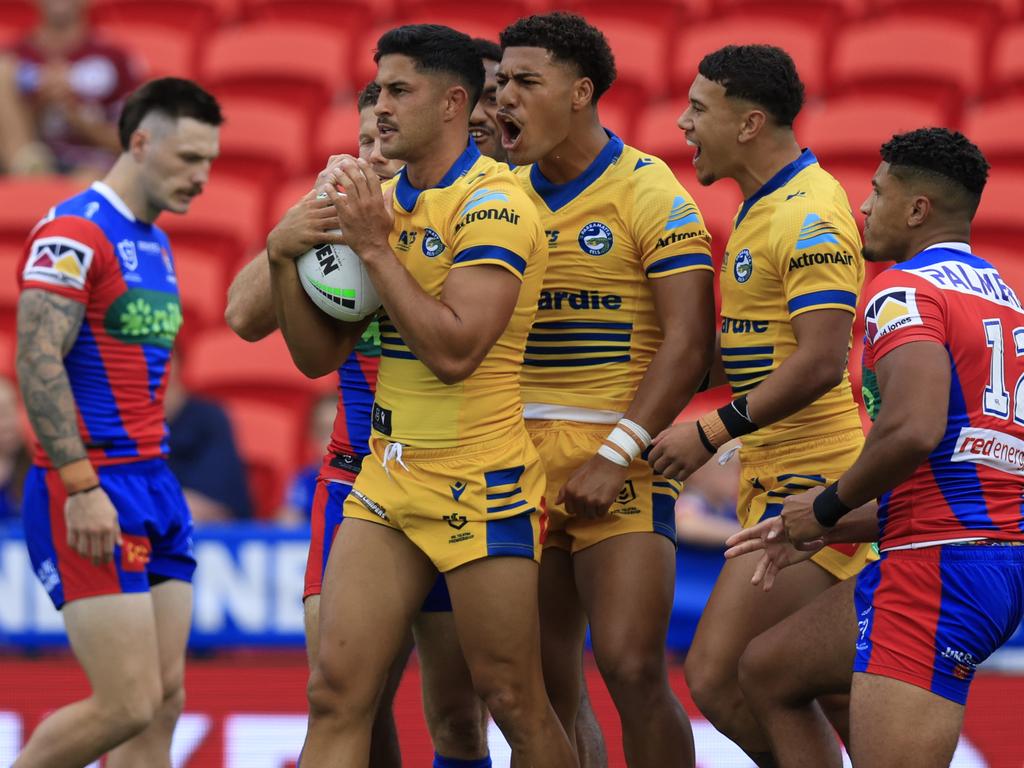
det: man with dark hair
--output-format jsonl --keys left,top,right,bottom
{"left": 469, "top": 38, "right": 505, "bottom": 163}
{"left": 724, "top": 128, "right": 1024, "bottom": 768}
{"left": 650, "top": 44, "right": 874, "bottom": 765}
{"left": 266, "top": 24, "right": 573, "bottom": 766}
{"left": 226, "top": 77, "right": 494, "bottom": 768}
{"left": 497, "top": 12, "right": 715, "bottom": 767}
{"left": 13, "top": 76, "right": 221, "bottom": 767}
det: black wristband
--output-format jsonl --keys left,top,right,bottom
{"left": 695, "top": 422, "right": 716, "bottom": 454}
{"left": 716, "top": 395, "right": 758, "bottom": 439}
{"left": 812, "top": 482, "right": 852, "bottom": 528}
{"left": 69, "top": 484, "right": 100, "bottom": 497}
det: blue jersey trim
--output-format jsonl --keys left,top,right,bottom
{"left": 532, "top": 320, "right": 632, "bottom": 331}
{"left": 529, "top": 131, "right": 624, "bottom": 212}
{"left": 787, "top": 289, "right": 858, "bottom": 313}
{"left": 735, "top": 148, "right": 818, "bottom": 229}
{"left": 395, "top": 140, "right": 480, "bottom": 212}
{"left": 338, "top": 353, "right": 375, "bottom": 456}
{"left": 453, "top": 245, "right": 526, "bottom": 275}
{"left": 645, "top": 253, "right": 714, "bottom": 275}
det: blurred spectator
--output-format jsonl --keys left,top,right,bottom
{"left": 675, "top": 441, "right": 742, "bottom": 548}
{"left": 0, "top": 376, "right": 29, "bottom": 520}
{"left": 165, "top": 356, "right": 253, "bottom": 523}
{"left": 0, "top": 0, "right": 140, "bottom": 179}
{"left": 276, "top": 393, "right": 336, "bottom": 526}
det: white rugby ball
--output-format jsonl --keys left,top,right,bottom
{"left": 297, "top": 236, "right": 381, "bottom": 321}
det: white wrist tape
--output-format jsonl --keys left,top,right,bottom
{"left": 618, "top": 418, "right": 652, "bottom": 448}
{"left": 605, "top": 419, "right": 652, "bottom": 463}
{"left": 598, "top": 443, "right": 630, "bottom": 467}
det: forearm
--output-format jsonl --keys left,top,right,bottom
{"left": 746, "top": 346, "right": 844, "bottom": 427}
{"left": 822, "top": 502, "right": 880, "bottom": 544}
{"left": 226, "top": 250, "right": 278, "bottom": 341}
{"left": 17, "top": 350, "right": 88, "bottom": 467}
{"left": 833, "top": 417, "right": 932, "bottom": 509}
{"left": 625, "top": 333, "right": 713, "bottom": 434}
{"left": 268, "top": 250, "right": 355, "bottom": 377}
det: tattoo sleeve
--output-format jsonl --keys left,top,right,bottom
{"left": 15, "top": 289, "right": 88, "bottom": 467}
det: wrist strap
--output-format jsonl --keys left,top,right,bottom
{"left": 597, "top": 443, "right": 630, "bottom": 467}
{"left": 812, "top": 482, "right": 852, "bottom": 528}
{"left": 58, "top": 458, "right": 99, "bottom": 495}
{"left": 695, "top": 422, "right": 716, "bottom": 454}
{"left": 716, "top": 395, "right": 758, "bottom": 439}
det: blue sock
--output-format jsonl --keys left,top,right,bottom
{"left": 433, "top": 754, "right": 492, "bottom": 768}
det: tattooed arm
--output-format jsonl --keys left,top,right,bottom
{"left": 16, "top": 289, "right": 121, "bottom": 564}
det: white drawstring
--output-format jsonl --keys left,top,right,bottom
{"left": 382, "top": 441, "right": 409, "bottom": 478}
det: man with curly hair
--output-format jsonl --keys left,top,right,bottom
{"left": 651, "top": 45, "right": 875, "bottom": 766}
{"left": 498, "top": 12, "right": 716, "bottom": 767}
{"left": 725, "top": 128, "right": 1024, "bottom": 768}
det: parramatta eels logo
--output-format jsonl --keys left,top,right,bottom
{"left": 734, "top": 248, "right": 753, "bottom": 283}
{"left": 578, "top": 222, "right": 613, "bottom": 256}
{"left": 422, "top": 227, "right": 446, "bottom": 258}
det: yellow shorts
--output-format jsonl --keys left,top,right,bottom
{"left": 738, "top": 427, "right": 876, "bottom": 581}
{"left": 343, "top": 426, "right": 546, "bottom": 572}
{"left": 527, "top": 420, "right": 680, "bottom": 553}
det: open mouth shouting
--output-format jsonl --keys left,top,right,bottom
{"left": 497, "top": 112, "right": 523, "bottom": 153}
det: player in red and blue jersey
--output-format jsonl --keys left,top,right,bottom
{"left": 725, "top": 129, "right": 1024, "bottom": 768}
{"left": 14, "top": 78, "right": 221, "bottom": 768}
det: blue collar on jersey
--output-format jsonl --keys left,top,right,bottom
{"left": 394, "top": 138, "right": 481, "bottom": 212}
{"left": 734, "top": 148, "right": 818, "bottom": 229}
{"left": 529, "top": 130, "right": 624, "bottom": 212}
{"left": 895, "top": 243, "right": 991, "bottom": 272}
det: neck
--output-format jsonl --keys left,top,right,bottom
{"left": 403, "top": 130, "right": 469, "bottom": 190}
{"left": 102, "top": 156, "right": 158, "bottom": 224}
{"left": 898, "top": 229, "right": 972, "bottom": 262}
{"left": 733, "top": 134, "right": 802, "bottom": 200}
{"left": 536, "top": 116, "right": 608, "bottom": 185}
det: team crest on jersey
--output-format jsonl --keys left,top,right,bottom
{"left": 733, "top": 249, "right": 753, "bottom": 283}
{"left": 864, "top": 287, "right": 922, "bottom": 343}
{"left": 578, "top": 222, "right": 613, "bottom": 256}
{"left": 24, "top": 236, "right": 94, "bottom": 290}
{"left": 117, "top": 240, "right": 138, "bottom": 272}
{"left": 422, "top": 228, "right": 446, "bottom": 258}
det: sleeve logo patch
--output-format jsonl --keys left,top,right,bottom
{"left": 665, "top": 195, "right": 700, "bottom": 230}
{"left": 459, "top": 188, "right": 510, "bottom": 217}
{"left": 864, "top": 286, "right": 922, "bottom": 343}
{"left": 24, "top": 236, "right": 94, "bottom": 290}
{"left": 796, "top": 213, "right": 840, "bottom": 250}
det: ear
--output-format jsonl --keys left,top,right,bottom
{"left": 128, "top": 128, "right": 148, "bottom": 160}
{"left": 736, "top": 108, "right": 768, "bottom": 144}
{"left": 442, "top": 84, "right": 470, "bottom": 123}
{"left": 571, "top": 77, "right": 595, "bottom": 112}
{"left": 907, "top": 194, "right": 933, "bottom": 229}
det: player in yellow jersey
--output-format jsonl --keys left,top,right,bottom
{"left": 497, "top": 14, "right": 716, "bottom": 768}
{"left": 650, "top": 45, "right": 874, "bottom": 765}
{"left": 266, "top": 25, "right": 574, "bottom": 767}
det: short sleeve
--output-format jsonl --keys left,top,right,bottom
{"left": 777, "top": 200, "right": 863, "bottom": 318}
{"left": 449, "top": 180, "right": 538, "bottom": 281}
{"left": 862, "top": 271, "right": 947, "bottom": 366}
{"left": 633, "top": 164, "right": 714, "bottom": 279}
{"left": 19, "top": 216, "right": 107, "bottom": 303}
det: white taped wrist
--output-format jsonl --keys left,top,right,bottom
{"left": 598, "top": 443, "right": 630, "bottom": 467}
{"left": 618, "top": 418, "right": 652, "bottom": 449}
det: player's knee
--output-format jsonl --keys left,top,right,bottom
{"left": 431, "top": 704, "right": 488, "bottom": 756}
{"left": 684, "top": 653, "right": 734, "bottom": 719}
{"left": 159, "top": 682, "right": 186, "bottom": 723}
{"left": 99, "top": 677, "right": 163, "bottom": 738}
{"left": 306, "top": 661, "right": 376, "bottom": 724}
{"left": 475, "top": 674, "right": 532, "bottom": 728}
{"left": 738, "top": 639, "right": 777, "bottom": 702}
{"left": 597, "top": 648, "right": 665, "bottom": 699}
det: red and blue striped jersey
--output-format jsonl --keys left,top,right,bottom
{"left": 18, "top": 182, "right": 181, "bottom": 467}
{"left": 862, "top": 244, "right": 1024, "bottom": 548}
{"left": 324, "top": 320, "right": 380, "bottom": 469}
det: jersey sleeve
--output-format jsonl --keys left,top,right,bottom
{"left": 862, "top": 270, "right": 947, "bottom": 366}
{"left": 775, "top": 194, "right": 863, "bottom": 318}
{"left": 18, "top": 215, "right": 108, "bottom": 303}
{"left": 448, "top": 178, "right": 538, "bottom": 281}
{"left": 632, "top": 163, "right": 714, "bottom": 279}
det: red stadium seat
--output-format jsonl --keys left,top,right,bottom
{"left": 989, "top": 23, "right": 1024, "bottom": 96}
{"left": 397, "top": 0, "right": 529, "bottom": 33}
{"left": 223, "top": 399, "right": 303, "bottom": 519}
{"left": 200, "top": 22, "right": 350, "bottom": 119}
{"left": 182, "top": 327, "right": 334, "bottom": 410}
{"left": 985, "top": 245, "right": 1024, "bottom": 300}
{"left": 95, "top": 22, "right": 199, "bottom": 79}
{"left": 215, "top": 96, "right": 312, "bottom": 191}
{"left": 821, "top": 159, "right": 872, "bottom": 231}
{"left": 575, "top": 12, "right": 672, "bottom": 101}
{"left": 830, "top": 18, "right": 985, "bottom": 122}
{"left": 174, "top": 246, "right": 227, "bottom": 340}
{"left": 0, "top": 328, "right": 14, "bottom": 380}
{"left": 0, "top": 176, "right": 83, "bottom": 249}
{"left": 597, "top": 95, "right": 632, "bottom": 142}
{"left": 160, "top": 175, "right": 267, "bottom": 265}
{"left": 245, "top": 0, "right": 374, "bottom": 30}
{"left": 800, "top": 95, "right": 948, "bottom": 167}
{"left": 870, "top": 0, "right": 1009, "bottom": 28}
{"left": 0, "top": 0, "right": 37, "bottom": 45}
{"left": 963, "top": 98, "right": 1024, "bottom": 168}
{"left": 90, "top": 0, "right": 221, "bottom": 39}
{"left": 0, "top": 244, "right": 22, "bottom": 334}
{"left": 635, "top": 98, "right": 689, "bottom": 163}
{"left": 267, "top": 176, "right": 317, "bottom": 236}
{"left": 972, "top": 169, "right": 1024, "bottom": 251}
{"left": 672, "top": 15, "right": 830, "bottom": 97}
{"left": 312, "top": 103, "right": 362, "bottom": 175}
{"left": 713, "top": 0, "right": 858, "bottom": 25}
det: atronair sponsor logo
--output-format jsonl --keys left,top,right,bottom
{"left": 454, "top": 207, "right": 520, "bottom": 233}
{"left": 656, "top": 228, "right": 707, "bottom": 250}
{"left": 952, "top": 427, "right": 1024, "bottom": 476}
{"left": 538, "top": 289, "right": 622, "bottom": 311}
{"left": 788, "top": 250, "right": 855, "bottom": 270}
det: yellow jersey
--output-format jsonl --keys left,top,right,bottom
{"left": 720, "top": 149, "right": 863, "bottom": 450}
{"left": 515, "top": 134, "right": 714, "bottom": 417}
{"left": 372, "top": 142, "right": 547, "bottom": 448}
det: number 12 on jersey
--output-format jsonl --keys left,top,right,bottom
{"left": 982, "top": 317, "right": 1024, "bottom": 424}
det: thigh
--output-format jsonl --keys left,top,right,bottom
{"left": 62, "top": 592, "right": 162, "bottom": 701}
{"left": 850, "top": 673, "right": 962, "bottom": 768}
{"left": 574, "top": 532, "right": 676, "bottom": 656}
{"left": 688, "top": 547, "right": 838, "bottom": 674}
{"left": 150, "top": 580, "right": 192, "bottom": 692}
{"left": 304, "top": 594, "right": 321, "bottom": 671}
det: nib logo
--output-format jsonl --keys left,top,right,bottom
{"left": 450, "top": 481, "right": 467, "bottom": 502}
